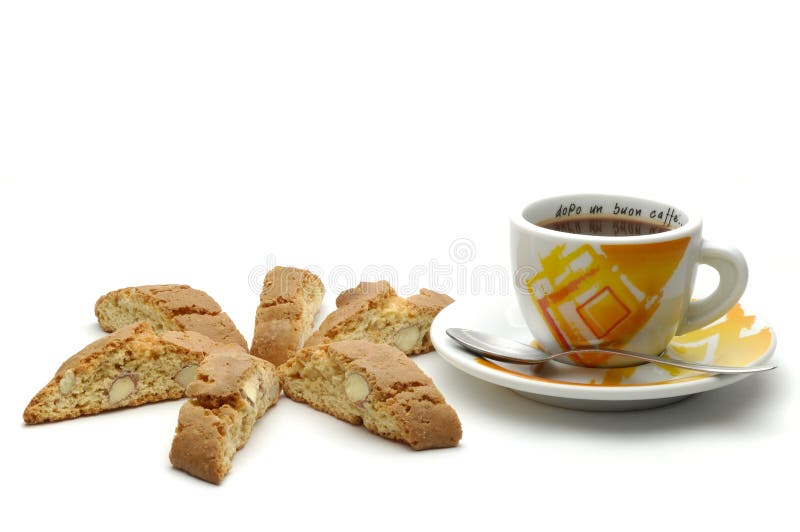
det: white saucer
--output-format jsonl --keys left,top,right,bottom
{"left": 430, "top": 295, "right": 776, "bottom": 411}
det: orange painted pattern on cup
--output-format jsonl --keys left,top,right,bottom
{"left": 525, "top": 238, "right": 690, "bottom": 366}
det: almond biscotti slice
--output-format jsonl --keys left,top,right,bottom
{"left": 95, "top": 284, "right": 248, "bottom": 350}
{"left": 304, "top": 281, "right": 453, "bottom": 355}
{"left": 280, "top": 340, "right": 461, "bottom": 450}
{"left": 251, "top": 266, "right": 324, "bottom": 366}
{"left": 169, "top": 346, "right": 280, "bottom": 484}
{"left": 23, "top": 322, "right": 224, "bottom": 424}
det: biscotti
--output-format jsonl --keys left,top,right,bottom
{"left": 304, "top": 281, "right": 453, "bottom": 355}
{"left": 280, "top": 340, "right": 461, "bottom": 450}
{"left": 169, "top": 345, "right": 280, "bottom": 484}
{"left": 95, "top": 284, "right": 248, "bottom": 350}
{"left": 251, "top": 266, "right": 324, "bottom": 366}
{"left": 23, "top": 322, "right": 224, "bottom": 424}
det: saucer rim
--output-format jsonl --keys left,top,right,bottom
{"left": 430, "top": 295, "right": 777, "bottom": 402}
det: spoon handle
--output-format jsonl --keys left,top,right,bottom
{"left": 445, "top": 328, "right": 776, "bottom": 374}
{"left": 559, "top": 348, "right": 775, "bottom": 374}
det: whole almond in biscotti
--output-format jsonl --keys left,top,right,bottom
{"left": 280, "top": 340, "right": 462, "bottom": 450}
{"left": 95, "top": 284, "right": 248, "bottom": 350}
{"left": 23, "top": 322, "right": 225, "bottom": 424}
{"left": 169, "top": 345, "right": 280, "bottom": 484}
{"left": 251, "top": 266, "right": 324, "bottom": 366}
{"left": 304, "top": 281, "right": 453, "bottom": 355}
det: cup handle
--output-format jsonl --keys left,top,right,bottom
{"left": 676, "top": 240, "right": 748, "bottom": 335}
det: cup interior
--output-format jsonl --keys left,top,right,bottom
{"left": 522, "top": 194, "right": 690, "bottom": 238}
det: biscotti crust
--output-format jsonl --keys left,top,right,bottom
{"left": 407, "top": 288, "right": 455, "bottom": 312}
{"left": 251, "top": 266, "right": 324, "bottom": 366}
{"left": 23, "top": 322, "right": 225, "bottom": 424}
{"left": 94, "top": 284, "right": 248, "bottom": 350}
{"left": 169, "top": 346, "right": 280, "bottom": 484}
{"left": 280, "top": 340, "right": 462, "bottom": 450}
{"left": 334, "top": 280, "right": 396, "bottom": 308}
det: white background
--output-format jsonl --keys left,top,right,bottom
{"left": 2, "top": 1, "right": 797, "bottom": 530}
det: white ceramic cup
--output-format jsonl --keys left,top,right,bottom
{"left": 510, "top": 194, "right": 748, "bottom": 368}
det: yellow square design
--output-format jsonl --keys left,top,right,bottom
{"left": 577, "top": 287, "right": 631, "bottom": 338}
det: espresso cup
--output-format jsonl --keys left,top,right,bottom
{"left": 510, "top": 194, "right": 748, "bottom": 368}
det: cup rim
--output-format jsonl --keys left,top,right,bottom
{"left": 511, "top": 193, "right": 702, "bottom": 243}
